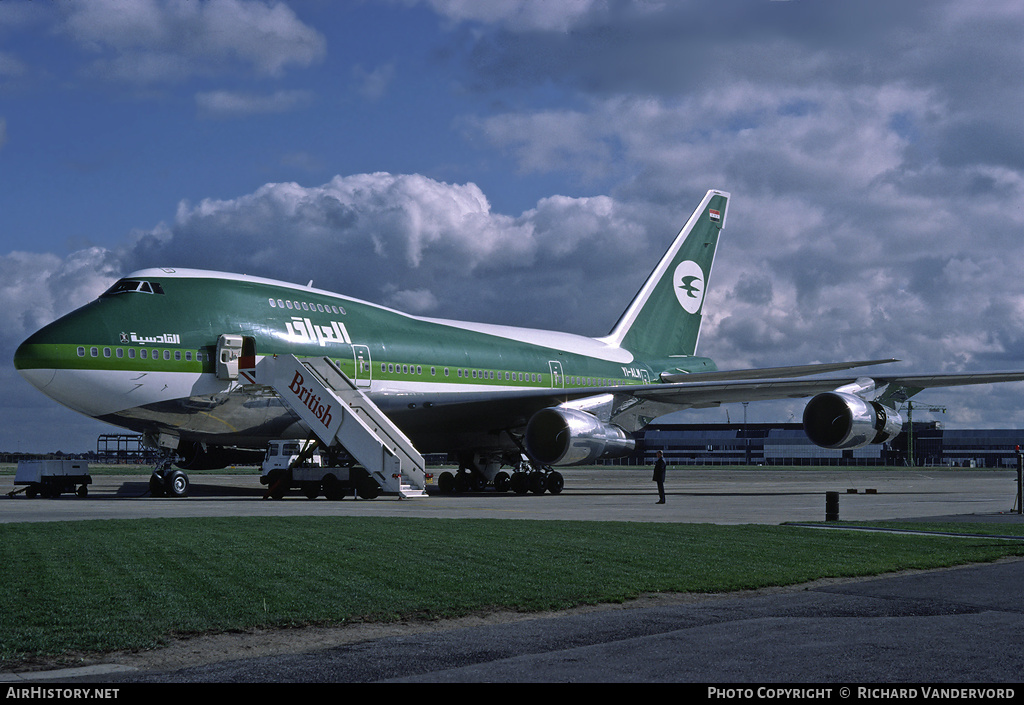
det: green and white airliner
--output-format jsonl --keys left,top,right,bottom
{"left": 15, "top": 189, "right": 1024, "bottom": 495}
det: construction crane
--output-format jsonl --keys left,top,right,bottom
{"left": 902, "top": 400, "right": 947, "bottom": 467}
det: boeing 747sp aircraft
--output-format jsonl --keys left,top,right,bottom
{"left": 15, "top": 190, "right": 1024, "bottom": 497}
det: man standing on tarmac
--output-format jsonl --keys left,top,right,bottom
{"left": 653, "top": 450, "right": 667, "bottom": 504}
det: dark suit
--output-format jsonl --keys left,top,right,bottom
{"left": 652, "top": 456, "right": 666, "bottom": 503}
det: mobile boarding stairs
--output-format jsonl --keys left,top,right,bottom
{"left": 258, "top": 354, "right": 428, "bottom": 499}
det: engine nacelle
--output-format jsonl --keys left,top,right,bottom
{"left": 525, "top": 408, "right": 635, "bottom": 466}
{"left": 803, "top": 392, "right": 903, "bottom": 450}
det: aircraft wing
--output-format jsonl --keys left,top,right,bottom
{"left": 635, "top": 368, "right": 1024, "bottom": 406}
{"left": 658, "top": 358, "right": 900, "bottom": 383}
{"left": 390, "top": 359, "right": 1024, "bottom": 436}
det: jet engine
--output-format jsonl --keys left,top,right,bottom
{"left": 802, "top": 392, "right": 903, "bottom": 450}
{"left": 525, "top": 407, "right": 635, "bottom": 466}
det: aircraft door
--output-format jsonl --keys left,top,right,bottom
{"left": 353, "top": 345, "right": 372, "bottom": 388}
{"left": 548, "top": 360, "right": 564, "bottom": 388}
{"left": 216, "top": 334, "right": 256, "bottom": 382}
{"left": 216, "top": 334, "right": 243, "bottom": 380}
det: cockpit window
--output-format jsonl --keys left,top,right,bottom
{"left": 101, "top": 279, "right": 165, "bottom": 297}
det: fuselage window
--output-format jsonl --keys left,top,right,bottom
{"left": 140, "top": 349, "right": 148, "bottom": 359}
{"left": 186, "top": 351, "right": 192, "bottom": 361}
{"left": 269, "top": 299, "right": 276, "bottom": 307}
{"left": 286, "top": 301, "right": 293, "bottom": 309}
{"left": 128, "top": 349, "right": 136, "bottom": 359}
{"left": 90, "top": 347, "right": 98, "bottom": 357}
{"left": 77, "top": 347, "right": 85, "bottom": 357}
{"left": 444, "top": 368, "right": 449, "bottom": 377}
{"left": 116, "top": 348, "right": 123, "bottom": 359}
{"left": 301, "top": 302, "right": 309, "bottom": 311}
{"left": 430, "top": 367, "right": 436, "bottom": 376}
{"left": 174, "top": 351, "right": 181, "bottom": 361}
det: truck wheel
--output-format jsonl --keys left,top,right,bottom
{"left": 265, "top": 469, "right": 287, "bottom": 499}
{"left": 438, "top": 471, "right": 455, "bottom": 494}
{"left": 357, "top": 478, "right": 381, "bottom": 500}
{"left": 149, "top": 474, "right": 166, "bottom": 497}
{"left": 322, "top": 474, "right": 346, "bottom": 500}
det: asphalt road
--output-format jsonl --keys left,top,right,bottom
{"left": 108, "top": 559, "right": 1024, "bottom": 683}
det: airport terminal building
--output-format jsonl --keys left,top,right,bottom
{"left": 639, "top": 423, "right": 1024, "bottom": 468}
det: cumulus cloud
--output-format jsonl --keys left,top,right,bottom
{"left": 418, "top": 0, "right": 612, "bottom": 32}
{"left": 58, "top": 0, "right": 325, "bottom": 84}
{"left": 110, "top": 172, "right": 649, "bottom": 334}
{"left": 195, "top": 89, "right": 313, "bottom": 117}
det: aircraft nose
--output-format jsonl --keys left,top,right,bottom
{"left": 14, "top": 335, "right": 57, "bottom": 391}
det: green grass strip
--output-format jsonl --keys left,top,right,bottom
{"left": 2, "top": 517, "right": 1023, "bottom": 666}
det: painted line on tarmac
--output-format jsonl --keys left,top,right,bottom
{"left": 786, "top": 522, "right": 1024, "bottom": 541}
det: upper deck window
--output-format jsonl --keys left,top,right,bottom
{"left": 101, "top": 279, "right": 165, "bottom": 297}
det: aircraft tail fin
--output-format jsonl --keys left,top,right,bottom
{"left": 600, "top": 189, "right": 729, "bottom": 359}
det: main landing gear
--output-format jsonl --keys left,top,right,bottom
{"left": 437, "top": 461, "right": 563, "bottom": 495}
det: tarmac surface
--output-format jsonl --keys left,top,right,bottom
{"left": 3, "top": 466, "right": 1023, "bottom": 684}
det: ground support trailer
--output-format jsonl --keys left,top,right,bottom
{"left": 10, "top": 460, "right": 92, "bottom": 498}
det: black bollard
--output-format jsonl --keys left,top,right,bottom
{"left": 825, "top": 491, "right": 839, "bottom": 521}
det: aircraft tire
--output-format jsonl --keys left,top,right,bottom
{"left": 494, "top": 471, "right": 511, "bottom": 492}
{"left": 149, "top": 474, "right": 166, "bottom": 498}
{"left": 511, "top": 472, "right": 529, "bottom": 494}
{"left": 546, "top": 471, "right": 564, "bottom": 494}
{"left": 166, "top": 470, "right": 189, "bottom": 498}
{"left": 529, "top": 471, "right": 547, "bottom": 494}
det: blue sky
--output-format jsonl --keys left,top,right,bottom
{"left": 3, "top": 0, "right": 1024, "bottom": 453}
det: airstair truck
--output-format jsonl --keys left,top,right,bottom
{"left": 260, "top": 439, "right": 381, "bottom": 500}
{"left": 12, "top": 460, "right": 91, "bottom": 498}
